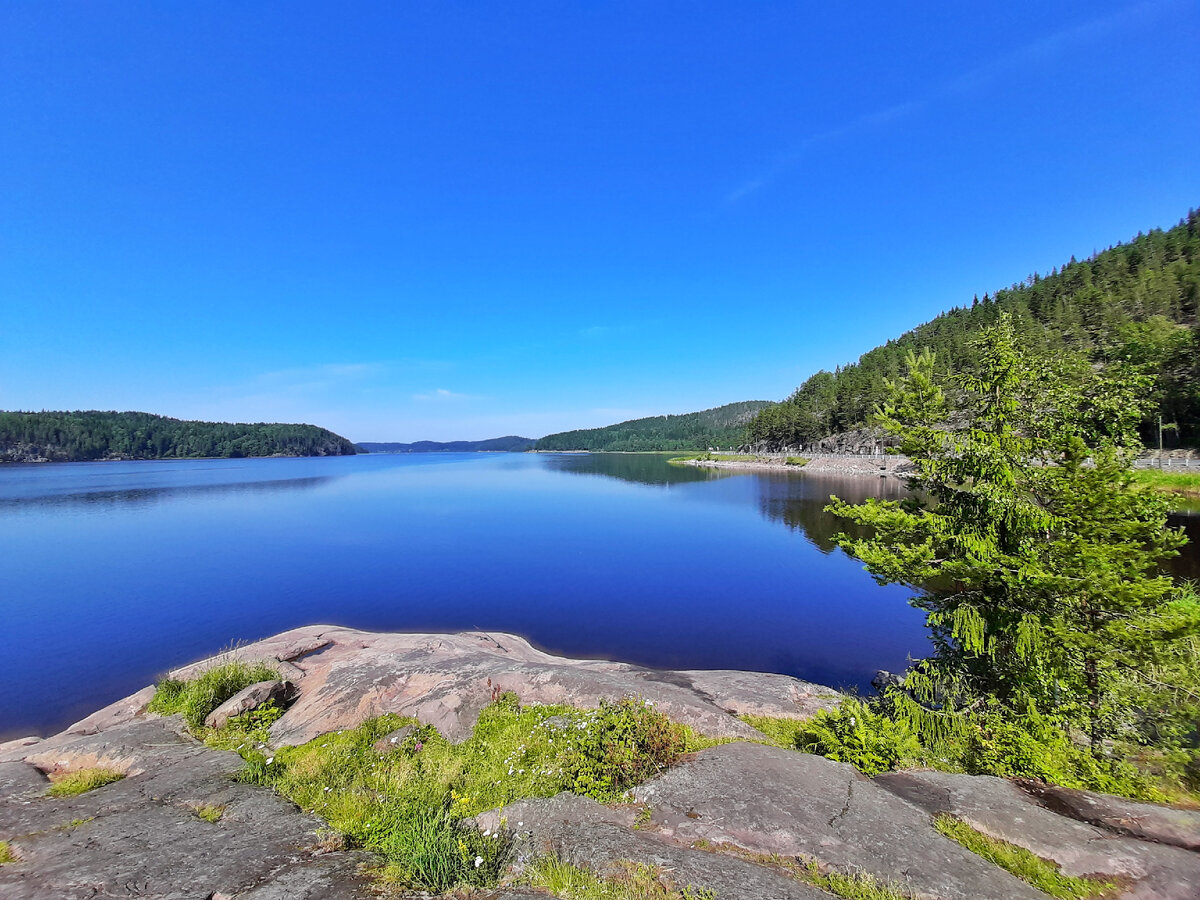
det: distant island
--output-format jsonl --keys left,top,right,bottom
{"left": 533, "top": 401, "right": 774, "bottom": 452}
{"left": 356, "top": 436, "right": 535, "bottom": 453}
{"left": 0, "top": 411, "right": 358, "bottom": 463}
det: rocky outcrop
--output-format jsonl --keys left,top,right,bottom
{"left": 169, "top": 625, "right": 842, "bottom": 747}
{"left": 634, "top": 743, "right": 1042, "bottom": 900}
{"left": 0, "top": 717, "right": 370, "bottom": 900}
{"left": 478, "top": 793, "right": 832, "bottom": 899}
{"left": 3, "top": 626, "right": 1199, "bottom": 899}
{"left": 876, "top": 769, "right": 1200, "bottom": 900}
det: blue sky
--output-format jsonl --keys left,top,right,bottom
{"left": 2, "top": 2, "right": 1197, "bottom": 441}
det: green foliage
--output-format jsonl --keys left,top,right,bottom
{"left": 536, "top": 401, "right": 774, "bottom": 452}
{"left": 0, "top": 841, "right": 16, "bottom": 864}
{"left": 563, "top": 697, "right": 687, "bottom": 801}
{"left": 828, "top": 315, "right": 1200, "bottom": 766}
{"left": 524, "top": 857, "right": 716, "bottom": 900}
{"left": 785, "top": 456, "right": 809, "bottom": 466}
{"left": 47, "top": 767, "right": 125, "bottom": 797}
{"left": 739, "top": 714, "right": 808, "bottom": 749}
{"left": 793, "top": 698, "right": 921, "bottom": 776}
{"left": 0, "top": 410, "right": 357, "bottom": 462}
{"left": 236, "top": 695, "right": 689, "bottom": 892}
{"left": 1134, "top": 468, "right": 1200, "bottom": 497}
{"left": 148, "top": 659, "right": 281, "bottom": 732}
{"left": 750, "top": 211, "right": 1200, "bottom": 449}
{"left": 933, "top": 815, "right": 1115, "bottom": 898}
{"left": 959, "top": 702, "right": 1162, "bottom": 800}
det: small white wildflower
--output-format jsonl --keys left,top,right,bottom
{"left": 474, "top": 855, "right": 483, "bottom": 868}
{"left": 265, "top": 757, "right": 274, "bottom": 765}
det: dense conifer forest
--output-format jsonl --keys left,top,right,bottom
{"left": 534, "top": 401, "right": 773, "bottom": 451}
{"left": 0, "top": 411, "right": 359, "bottom": 462}
{"left": 749, "top": 211, "right": 1200, "bottom": 451}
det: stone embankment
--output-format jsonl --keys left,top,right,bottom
{"left": 3, "top": 626, "right": 1199, "bottom": 898}
{"left": 680, "top": 453, "right": 912, "bottom": 478}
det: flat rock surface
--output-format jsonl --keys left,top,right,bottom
{"left": 168, "top": 625, "right": 842, "bottom": 746}
{"left": 876, "top": 769, "right": 1200, "bottom": 899}
{"left": 1019, "top": 779, "right": 1200, "bottom": 852}
{"left": 478, "top": 793, "right": 831, "bottom": 900}
{"left": 0, "top": 716, "right": 372, "bottom": 900}
{"left": 634, "top": 742, "right": 1043, "bottom": 900}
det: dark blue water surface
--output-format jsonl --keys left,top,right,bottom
{"left": 0, "top": 453, "right": 932, "bottom": 738}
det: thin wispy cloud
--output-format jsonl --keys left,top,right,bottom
{"left": 412, "top": 388, "right": 474, "bottom": 402}
{"left": 727, "top": 0, "right": 1178, "bottom": 203}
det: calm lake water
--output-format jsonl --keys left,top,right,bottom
{"left": 2, "top": 452, "right": 1195, "bottom": 741}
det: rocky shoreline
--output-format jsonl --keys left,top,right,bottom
{"left": 2, "top": 626, "right": 1198, "bottom": 898}
{"left": 679, "top": 453, "right": 913, "bottom": 478}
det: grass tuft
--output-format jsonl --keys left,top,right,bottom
{"left": 0, "top": 841, "right": 15, "bottom": 864}
{"left": 1133, "top": 468, "right": 1200, "bottom": 497}
{"left": 933, "top": 815, "right": 1114, "bottom": 899}
{"left": 693, "top": 843, "right": 913, "bottom": 900}
{"left": 148, "top": 658, "right": 280, "bottom": 732}
{"left": 739, "top": 714, "right": 807, "bottom": 749}
{"left": 524, "top": 857, "right": 715, "bottom": 899}
{"left": 785, "top": 456, "right": 809, "bottom": 466}
{"left": 47, "top": 767, "right": 126, "bottom": 797}
{"left": 192, "top": 803, "right": 225, "bottom": 823}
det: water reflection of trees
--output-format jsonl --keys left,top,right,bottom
{"left": 0, "top": 475, "right": 333, "bottom": 514}
{"left": 541, "top": 453, "right": 1200, "bottom": 577}
{"left": 540, "top": 452, "right": 734, "bottom": 487}
{"left": 756, "top": 472, "right": 909, "bottom": 552}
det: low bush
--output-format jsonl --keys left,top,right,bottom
{"left": 794, "top": 698, "right": 921, "bottom": 776}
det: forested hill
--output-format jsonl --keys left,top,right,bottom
{"left": 0, "top": 411, "right": 359, "bottom": 462}
{"left": 749, "top": 210, "right": 1200, "bottom": 450}
{"left": 356, "top": 436, "right": 535, "bottom": 453}
{"left": 535, "top": 401, "right": 774, "bottom": 451}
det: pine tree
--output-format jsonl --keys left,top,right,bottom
{"left": 827, "top": 314, "right": 1199, "bottom": 753}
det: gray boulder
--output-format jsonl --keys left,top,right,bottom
{"left": 1019, "top": 778, "right": 1200, "bottom": 852}
{"left": 634, "top": 742, "right": 1043, "bottom": 900}
{"left": 478, "top": 792, "right": 831, "bottom": 900}
{"left": 203, "top": 679, "right": 294, "bottom": 730}
{"left": 876, "top": 769, "right": 1200, "bottom": 899}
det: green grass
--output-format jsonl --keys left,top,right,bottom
{"left": 934, "top": 815, "right": 1115, "bottom": 898}
{"left": 739, "top": 714, "right": 808, "bottom": 749}
{"left": 46, "top": 767, "right": 125, "bottom": 797}
{"left": 524, "top": 857, "right": 715, "bottom": 899}
{"left": 668, "top": 453, "right": 764, "bottom": 464}
{"left": 234, "top": 694, "right": 692, "bottom": 892}
{"left": 0, "top": 841, "right": 15, "bottom": 864}
{"left": 1134, "top": 468, "right": 1200, "bottom": 497}
{"left": 191, "top": 803, "right": 225, "bottom": 823}
{"left": 693, "top": 843, "right": 912, "bottom": 900}
{"left": 785, "top": 456, "right": 809, "bottom": 466}
{"left": 148, "top": 658, "right": 280, "bottom": 732}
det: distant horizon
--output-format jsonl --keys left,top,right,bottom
{"left": 3, "top": 3, "right": 1196, "bottom": 441}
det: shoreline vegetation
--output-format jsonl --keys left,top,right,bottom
{"left": 0, "top": 410, "right": 358, "bottom": 463}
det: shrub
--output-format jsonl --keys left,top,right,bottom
{"left": 565, "top": 697, "right": 687, "bottom": 800}
{"left": 794, "top": 698, "right": 921, "bottom": 776}
{"left": 148, "top": 659, "right": 280, "bottom": 732}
